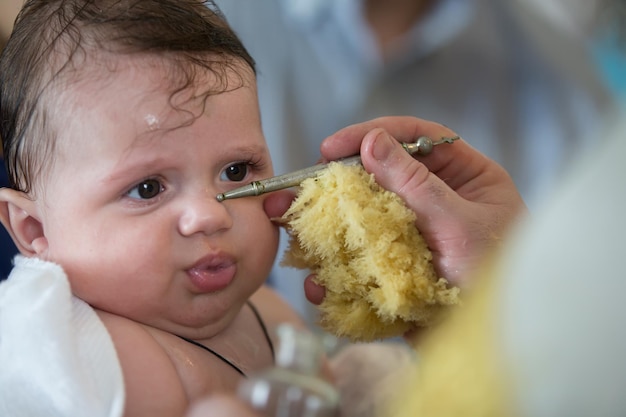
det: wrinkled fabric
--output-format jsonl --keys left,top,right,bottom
{"left": 0, "top": 256, "right": 124, "bottom": 417}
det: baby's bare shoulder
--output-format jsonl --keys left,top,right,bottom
{"left": 250, "top": 285, "right": 308, "bottom": 330}
{"left": 96, "top": 310, "right": 188, "bottom": 416}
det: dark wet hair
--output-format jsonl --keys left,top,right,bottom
{"left": 0, "top": 0, "right": 255, "bottom": 194}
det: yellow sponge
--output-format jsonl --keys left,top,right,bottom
{"left": 280, "top": 162, "right": 460, "bottom": 342}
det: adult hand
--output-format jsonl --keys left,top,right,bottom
{"left": 305, "top": 116, "right": 527, "bottom": 303}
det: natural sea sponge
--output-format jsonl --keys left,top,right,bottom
{"left": 280, "top": 162, "right": 460, "bottom": 342}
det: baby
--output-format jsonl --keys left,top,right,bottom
{"left": 0, "top": 0, "right": 313, "bottom": 415}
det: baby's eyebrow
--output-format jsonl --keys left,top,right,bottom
{"left": 104, "top": 156, "right": 171, "bottom": 185}
{"left": 221, "top": 143, "right": 267, "bottom": 158}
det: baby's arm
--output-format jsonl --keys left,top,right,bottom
{"left": 97, "top": 310, "right": 188, "bottom": 417}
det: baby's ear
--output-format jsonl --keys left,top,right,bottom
{"left": 0, "top": 188, "right": 48, "bottom": 257}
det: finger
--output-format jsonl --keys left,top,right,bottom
{"left": 359, "top": 128, "right": 450, "bottom": 213}
{"left": 321, "top": 117, "right": 501, "bottom": 192}
{"left": 358, "top": 129, "right": 472, "bottom": 245}
{"left": 304, "top": 275, "right": 325, "bottom": 305}
{"left": 320, "top": 116, "right": 453, "bottom": 159}
{"left": 263, "top": 189, "right": 296, "bottom": 219}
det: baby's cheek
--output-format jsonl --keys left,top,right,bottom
{"left": 248, "top": 215, "right": 279, "bottom": 277}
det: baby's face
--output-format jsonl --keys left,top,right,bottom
{"left": 34, "top": 56, "right": 278, "bottom": 338}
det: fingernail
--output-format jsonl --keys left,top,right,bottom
{"left": 372, "top": 130, "right": 394, "bottom": 162}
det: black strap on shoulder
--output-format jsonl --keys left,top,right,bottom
{"left": 176, "top": 300, "right": 276, "bottom": 376}
{"left": 246, "top": 300, "right": 275, "bottom": 362}
{"left": 176, "top": 335, "right": 246, "bottom": 377}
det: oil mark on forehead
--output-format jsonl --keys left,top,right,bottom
{"left": 144, "top": 114, "right": 161, "bottom": 131}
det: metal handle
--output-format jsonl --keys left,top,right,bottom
{"left": 216, "top": 135, "right": 459, "bottom": 202}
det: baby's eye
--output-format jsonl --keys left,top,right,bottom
{"left": 221, "top": 162, "right": 249, "bottom": 182}
{"left": 126, "top": 179, "right": 164, "bottom": 200}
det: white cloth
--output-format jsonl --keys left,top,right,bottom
{"left": 0, "top": 256, "right": 124, "bottom": 417}
{"left": 497, "top": 110, "right": 626, "bottom": 416}
{"left": 214, "top": 0, "right": 614, "bottom": 325}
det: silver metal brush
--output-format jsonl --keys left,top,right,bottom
{"left": 216, "top": 135, "right": 459, "bottom": 202}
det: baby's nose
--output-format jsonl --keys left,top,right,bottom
{"left": 178, "top": 193, "right": 233, "bottom": 236}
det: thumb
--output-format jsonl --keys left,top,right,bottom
{"left": 360, "top": 128, "right": 432, "bottom": 210}
{"left": 360, "top": 128, "right": 467, "bottom": 239}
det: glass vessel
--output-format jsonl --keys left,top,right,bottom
{"left": 238, "top": 324, "right": 340, "bottom": 417}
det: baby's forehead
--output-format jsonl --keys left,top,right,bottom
{"left": 55, "top": 52, "right": 239, "bottom": 125}
{"left": 48, "top": 51, "right": 256, "bottom": 153}
{"left": 61, "top": 52, "right": 190, "bottom": 95}
{"left": 39, "top": 59, "right": 194, "bottom": 185}
{"left": 59, "top": 50, "right": 250, "bottom": 105}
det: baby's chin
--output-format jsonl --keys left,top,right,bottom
{"left": 160, "top": 296, "right": 251, "bottom": 338}
{"left": 130, "top": 308, "right": 239, "bottom": 341}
